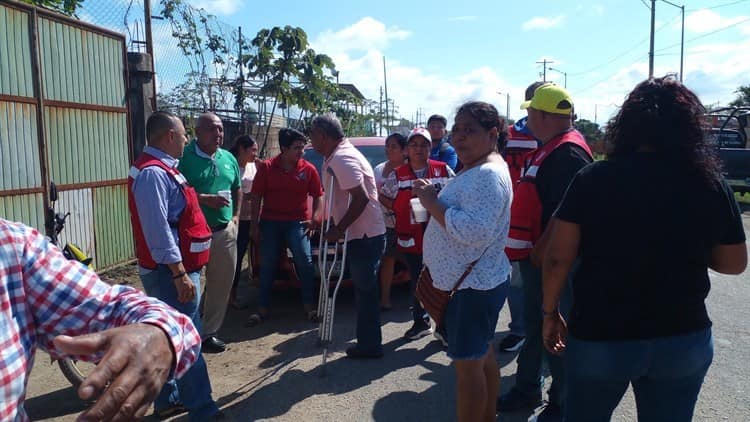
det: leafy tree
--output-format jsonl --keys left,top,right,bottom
{"left": 574, "top": 119, "right": 604, "bottom": 143}
{"left": 159, "top": 0, "right": 238, "bottom": 111}
{"left": 245, "top": 26, "right": 341, "bottom": 154}
{"left": 21, "top": 0, "right": 82, "bottom": 16}
{"left": 729, "top": 85, "right": 750, "bottom": 107}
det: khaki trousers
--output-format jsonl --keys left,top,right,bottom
{"left": 201, "top": 220, "right": 237, "bottom": 338}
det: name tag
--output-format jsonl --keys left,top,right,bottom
{"left": 190, "top": 239, "right": 211, "bottom": 253}
{"left": 397, "top": 237, "right": 415, "bottom": 248}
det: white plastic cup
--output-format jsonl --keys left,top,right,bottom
{"left": 410, "top": 197, "right": 428, "bottom": 223}
{"left": 218, "top": 190, "right": 231, "bottom": 202}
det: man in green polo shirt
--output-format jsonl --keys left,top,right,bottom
{"left": 179, "top": 112, "right": 241, "bottom": 353}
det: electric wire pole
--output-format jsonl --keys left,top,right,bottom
{"left": 649, "top": 0, "right": 656, "bottom": 78}
{"left": 536, "top": 59, "right": 554, "bottom": 82}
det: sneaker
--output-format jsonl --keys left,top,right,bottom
{"left": 497, "top": 388, "right": 543, "bottom": 412}
{"left": 537, "top": 401, "right": 562, "bottom": 421}
{"left": 404, "top": 320, "right": 432, "bottom": 340}
{"left": 498, "top": 334, "right": 526, "bottom": 352}
{"left": 433, "top": 329, "right": 448, "bottom": 347}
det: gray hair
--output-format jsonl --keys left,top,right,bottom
{"left": 310, "top": 112, "right": 345, "bottom": 140}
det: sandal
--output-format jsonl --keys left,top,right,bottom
{"left": 245, "top": 313, "right": 265, "bottom": 327}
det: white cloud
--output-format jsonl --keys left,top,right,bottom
{"left": 189, "top": 0, "right": 243, "bottom": 15}
{"left": 312, "top": 18, "right": 517, "bottom": 124}
{"left": 684, "top": 9, "right": 748, "bottom": 34}
{"left": 521, "top": 15, "right": 566, "bottom": 31}
{"left": 313, "top": 17, "right": 411, "bottom": 56}
{"left": 310, "top": 16, "right": 750, "bottom": 132}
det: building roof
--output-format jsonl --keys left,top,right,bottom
{"left": 338, "top": 83, "right": 365, "bottom": 100}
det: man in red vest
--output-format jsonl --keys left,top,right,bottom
{"left": 498, "top": 84, "right": 593, "bottom": 420}
{"left": 128, "top": 111, "right": 224, "bottom": 420}
{"left": 497, "top": 82, "right": 544, "bottom": 354}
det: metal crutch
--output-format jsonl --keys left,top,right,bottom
{"left": 317, "top": 170, "right": 349, "bottom": 376}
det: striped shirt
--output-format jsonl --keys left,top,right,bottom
{"left": 0, "top": 219, "right": 201, "bottom": 421}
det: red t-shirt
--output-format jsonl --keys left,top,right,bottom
{"left": 252, "top": 155, "right": 323, "bottom": 221}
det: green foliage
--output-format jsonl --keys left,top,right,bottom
{"left": 21, "top": 0, "right": 82, "bottom": 16}
{"left": 574, "top": 119, "right": 604, "bottom": 143}
{"left": 729, "top": 85, "right": 750, "bottom": 107}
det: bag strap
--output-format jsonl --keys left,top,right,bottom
{"left": 449, "top": 245, "right": 492, "bottom": 295}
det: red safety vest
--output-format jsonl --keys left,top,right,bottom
{"left": 127, "top": 153, "right": 212, "bottom": 272}
{"left": 393, "top": 160, "right": 451, "bottom": 254}
{"left": 503, "top": 125, "right": 539, "bottom": 186}
{"left": 505, "top": 130, "right": 592, "bottom": 261}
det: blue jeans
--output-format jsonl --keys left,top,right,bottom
{"left": 403, "top": 253, "right": 428, "bottom": 324}
{"left": 140, "top": 266, "right": 219, "bottom": 421}
{"left": 346, "top": 234, "right": 386, "bottom": 354}
{"left": 258, "top": 220, "right": 316, "bottom": 308}
{"left": 513, "top": 258, "right": 573, "bottom": 406}
{"left": 565, "top": 328, "right": 713, "bottom": 421}
{"left": 507, "top": 261, "right": 525, "bottom": 336}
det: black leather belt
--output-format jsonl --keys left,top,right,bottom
{"left": 211, "top": 223, "right": 228, "bottom": 232}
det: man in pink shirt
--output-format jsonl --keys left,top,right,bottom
{"left": 309, "top": 113, "right": 387, "bottom": 359}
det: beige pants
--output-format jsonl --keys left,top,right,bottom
{"left": 201, "top": 220, "right": 237, "bottom": 338}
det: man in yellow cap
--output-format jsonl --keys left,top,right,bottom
{"left": 498, "top": 83, "right": 593, "bottom": 419}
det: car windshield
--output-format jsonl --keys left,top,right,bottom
{"left": 304, "top": 145, "right": 386, "bottom": 175}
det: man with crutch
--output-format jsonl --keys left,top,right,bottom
{"left": 310, "top": 113, "right": 386, "bottom": 359}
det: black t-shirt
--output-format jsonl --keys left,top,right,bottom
{"left": 535, "top": 142, "right": 593, "bottom": 229}
{"left": 555, "top": 153, "right": 746, "bottom": 341}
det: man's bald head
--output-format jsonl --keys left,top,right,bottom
{"left": 195, "top": 112, "right": 224, "bottom": 155}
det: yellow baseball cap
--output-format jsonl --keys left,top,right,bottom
{"left": 520, "top": 83, "right": 573, "bottom": 115}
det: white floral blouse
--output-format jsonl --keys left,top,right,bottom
{"left": 423, "top": 160, "right": 513, "bottom": 291}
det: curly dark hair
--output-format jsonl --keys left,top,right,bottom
{"left": 606, "top": 76, "right": 721, "bottom": 183}
{"left": 454, "top": 101, "right": 508, "bottom": 152}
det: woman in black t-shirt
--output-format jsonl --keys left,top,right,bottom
{"left": 540, "top": 77, "right": 747, "bottom": 421}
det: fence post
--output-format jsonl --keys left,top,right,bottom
{"left": 127, "top": 52, "right": 155, "bottom": 159}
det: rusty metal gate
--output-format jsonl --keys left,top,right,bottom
{"left": 0, "top": 0, "right": 134, "bottom": 269}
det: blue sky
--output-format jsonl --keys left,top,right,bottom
{"left": 172, "top": 0, "right": 750, "bottom": 124}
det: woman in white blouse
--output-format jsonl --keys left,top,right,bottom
{"left": 415, "top": 101, "right": 512, "bottom": 422}
{"left": 229, "top": 134, "right": 259, "bottom": 308}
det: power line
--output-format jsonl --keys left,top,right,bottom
{"left": 571, "top": 54, "right": 648, "bottom": 96}
{"left": 654, "top": 16, "right": 750, "bottom": 53}
{"left": 567, "top": 11, "right": 679, "bottom": 77}
{"left": 687, "top": 0, "right": 749, "bottom": 12}
{"left": 640, "top": 0, "right": 651, "bottom": 10}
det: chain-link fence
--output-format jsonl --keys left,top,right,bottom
{"left": 78, "top": 1, "right": 251, "bottom": 116}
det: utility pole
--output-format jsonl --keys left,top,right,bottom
{"left": 680, "top": 4, "right": 684, "bottom": 81}
{"left": 649, "top": 0, "right": 656, "bottom": 78}
{"left": 497, "top": 91, "right": 510, "bottom": 120}
{"left": 548, "top": 67, "right": 567, "bottom": 88}
{"left": 536, "top": 59, "right": 554, "bottom": 82}
{"left": 237, "top": 26, "right": 246, "bottom": 128}
{"left": 383, "top": 57, "right": 389, "bottom": 134}
{"left": 143, "top": 0, "right": 156, "bottom": 110}
{"left": 660, "top": 0, "right": 685, "bottom": 82}
{"left": 379, "top": 87, "right": 384, "bottom": 136}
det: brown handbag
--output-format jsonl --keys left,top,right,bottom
{"left": 415, "top": 256, "right": 482, "bottom": 325}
